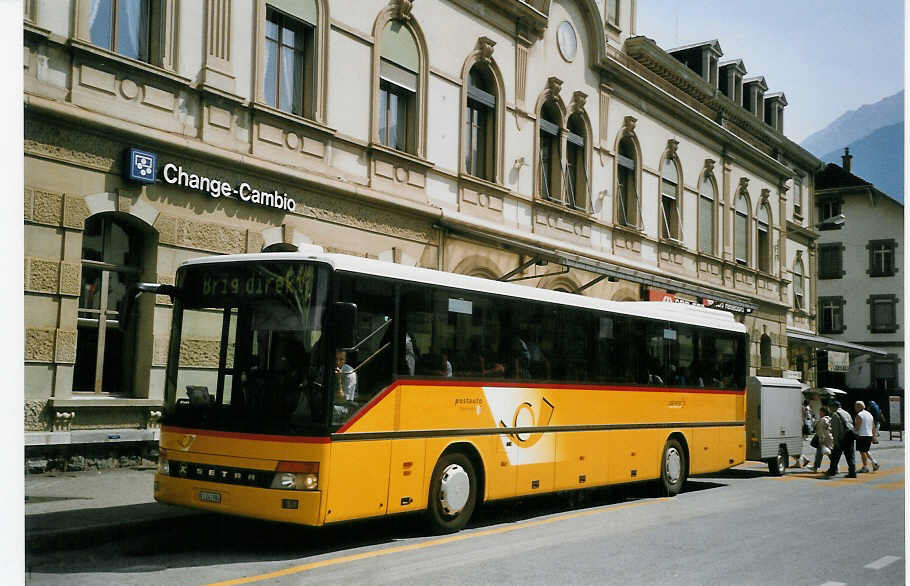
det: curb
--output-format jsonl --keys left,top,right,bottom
{"left": 26, "top": 509, "right": 201, "bottom": 554}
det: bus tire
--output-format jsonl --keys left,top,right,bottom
{"left": 659, "top": 437, "right": 687, "bottom": 497}
{"left": 768, "top": 444, "right": 788, "bottom": 476}
{"left": 427, "top": 452, "right": 477, "bottom": 534}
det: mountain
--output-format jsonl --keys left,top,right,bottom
{"left": 818, "top": 122, "right": 904, "bottom": 202}
{"left": 801, "top": 90, "right": 904, "bottom": 203}
{"left": 801, "top": 90, "right": 903, "bottom": 156}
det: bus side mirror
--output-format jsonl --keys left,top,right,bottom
{"left": 135, "top": 282, "right": 178, "bottom": 301}
{"left": 333, "top": 302, "right": 357, "bottom": 350}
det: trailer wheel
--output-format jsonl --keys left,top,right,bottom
{"left": 768, "top": 445, "right": 788, "bottom": 476}
{"left": 659, "top": 438, "right": 687, "bottom": 497}
{"left": 426, "top": 452, "right": 477, "bottom": 534}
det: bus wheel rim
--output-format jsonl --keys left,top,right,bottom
{"left": 439, "top": 464, "right": 470, "bottom": 515}
{"left": 665, "top": 447, "right": 681, "bottom": 485}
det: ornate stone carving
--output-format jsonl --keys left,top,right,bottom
{"left": 478, "top": 36, "right": 495, "bottom": 62}
{"left": 760, "top": 188, "right": 770, "bottom": 205}
{"left": 622, "top": 115, "right": 637, "bottom": 134}
{"left": 738, "top": 177, "right": 750, "bottom": 194}
{"left": 546, "top": 76, "right": 563, "bottom": 98}
{"left": 25, "top": 117, "right": 121, "bottom": 173}
{"left": 704, "top": 158, "right": 716, "bottom": 174}
{"left": 52, "top": 410, "right": 75, "bottom": 432}
{"left": 666, "top": 139, "right": 679, "bottom": 157}
{"left": 571, "top": 90, "right": 587, "bottom": 112}
{"left": 391, "top": 0, "right": 413, "bottom": 21}
{"left": 146, "top": 410, "right": 163, "bottom": 429}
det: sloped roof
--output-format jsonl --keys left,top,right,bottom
{"left": 815, "top": 162, "right": 872, "bottom": 190}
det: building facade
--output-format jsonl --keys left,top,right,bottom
{"left": 813, "top": 149, "right": 903, "bottom": 409}
{"left": 23, "top": 0, "right": 820, "bottom": 448}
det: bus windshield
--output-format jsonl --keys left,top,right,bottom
{"left": 163, "top": 260, "right": 330, "bottom": 435}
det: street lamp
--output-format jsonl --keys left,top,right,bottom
{"left": 816, "top": 213, "right": 846, "bottom": 229}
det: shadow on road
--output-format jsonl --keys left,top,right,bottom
{"left": 28, "top": 479, "right": 732, "bottom": 577}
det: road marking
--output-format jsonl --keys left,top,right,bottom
{"left": 207, "top": 498, "right": 669, "bottom": 586}
{"left": 864, "top": 555, "right": 901, "bottom": 570}
{"left": 818, "top": 582, "right": 846, "bottom": 586}
{"left": 826, "top": 466, "right": 904, "bottom": 487}
{"left": 872, "top": 479, "right": 904, "bottom": 490}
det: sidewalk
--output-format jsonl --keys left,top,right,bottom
{"left": 25, "top": 436, "right": 905, "bottom": 553}
{"left": 25, "top": 467, "right": 199, "bottom": 553}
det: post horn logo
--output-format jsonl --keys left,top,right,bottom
{"left": 499, "top": 397, "right": 555, "bottom": 449}
{"left": 178, "top": 434, "right": 197, "bottom": 451}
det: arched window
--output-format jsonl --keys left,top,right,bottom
{"left": 617, "top": 136, "right": 638, "bottom": 227}
{"left": 464, "top": 64, "right": 496, "bottom": 181}
{"left": 75, "top": 214, "right": 147, "bottom": 394}
{"left": 698, "top": 173, "right": 716, "bottom": 254}
{"left": 734, "top": 192, "right": 749, "bottom": 264}
{"left": 760, "top": 334, "right": 772, "bottom": 367}
{"left": 660, "top": 156, "right": 680, "bottom": 240}
{"left": 566, "top": 113, "right": 587, "bottom": 210}
{"left": 539, "top": 100, "right": 561, "bottom": 201}
{"left": 263, "top": 0, "right": 318, "bottom": 118}
{"left": 792, "top": 259, "right": 804, "bottom": 311}
{"left": 378, "top": 20, "right": 419, "bottom": 153}
{"left": 757, "top": 203, "right": 771, "bottom": 272}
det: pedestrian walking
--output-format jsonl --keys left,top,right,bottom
{"left": 825, "top": 400, "right": 857, "bottom": 478}
{"left": 802, "top": 405, "right": 833, "bottom": 472}
{"left": 802, "top": 400, "right": 815, "bottom": 438}
{"left": 868, "top": 400, "right": 883, "bottom": 444}
{"left": 854, "top": 400, "right": 880, "bottom": 473}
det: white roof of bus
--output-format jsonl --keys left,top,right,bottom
{"left": 181, "top": 252, "right": 747, "bottom": 334}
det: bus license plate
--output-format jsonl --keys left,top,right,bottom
{"left": 199, "top": 490, "right": 222, "bottom": 504}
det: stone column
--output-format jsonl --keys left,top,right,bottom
{"left": 203, "top": 0, "right": 235, "bottom": 95}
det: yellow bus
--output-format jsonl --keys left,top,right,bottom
{"left": 151, "top": 250, "right": 748, "bottom": 533}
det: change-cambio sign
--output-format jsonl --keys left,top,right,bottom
{"left": 126, "top": 147, "right": 297, "bottom": 212}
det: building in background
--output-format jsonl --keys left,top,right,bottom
{"left": 808, "top": 148, "right": 903, "bottom": 423}
{"left": 23, "top": 0, "right": 820, "bottom": 457}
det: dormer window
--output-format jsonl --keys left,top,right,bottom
{"left": 764, "top": 92, "right": 787, "bottom": 133}
{"left": 743, "top": 76, "right": 768, "bottom": 119}
{"left": 668, "top": 40, "right": 723, "bottom": 88}
{"left": 719, "top": 59, "right": 746, "bottom": 106}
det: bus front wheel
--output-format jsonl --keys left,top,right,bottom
{"left": 427, "top": 452, "right": 477, "bottom": 534}
{"left": 659, "top": 438, "right": 687, "bottom": 497}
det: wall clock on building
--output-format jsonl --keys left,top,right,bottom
{"left": 557, "top": 21, "right": 577, "bottom": 62}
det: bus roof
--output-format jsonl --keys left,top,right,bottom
{"left": 180, "top": 252, "right": 748, "bottom": 334}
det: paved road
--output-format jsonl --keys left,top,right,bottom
{"left": 26, "top": 449, "right": 904, "bottom": 585}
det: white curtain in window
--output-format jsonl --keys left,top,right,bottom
{"left": 89, "top": 0, "right": 113, "bottom": 50}
{"left": 117, "top": 0, "right": 143, "bottom": 59}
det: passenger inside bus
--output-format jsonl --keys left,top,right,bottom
{"left": 331, "top": 349, "right": 359, "bottom": 423}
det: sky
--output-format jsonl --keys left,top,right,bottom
{"left": 636, "top": 1, "right": 905, "bottom": 144}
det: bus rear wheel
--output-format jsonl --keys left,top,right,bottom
{"left": 427, "top": 452, "right": 477, "bottom": 534}
{"left": 659, "top": 438, "right": 687, "bottom": 497}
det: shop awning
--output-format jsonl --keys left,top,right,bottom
{"left": 786, "top": 328, "right": 889, "bottom": 356}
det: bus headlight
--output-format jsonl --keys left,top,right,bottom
{"left": 271, "top": 461, "right": 319, "bottom": 491}
{"left": 158, "top": 449, "right": 169, "bottom": 475}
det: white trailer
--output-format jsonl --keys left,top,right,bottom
{"left": 745, "top": 376, "right": 805, "bottom": 475}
